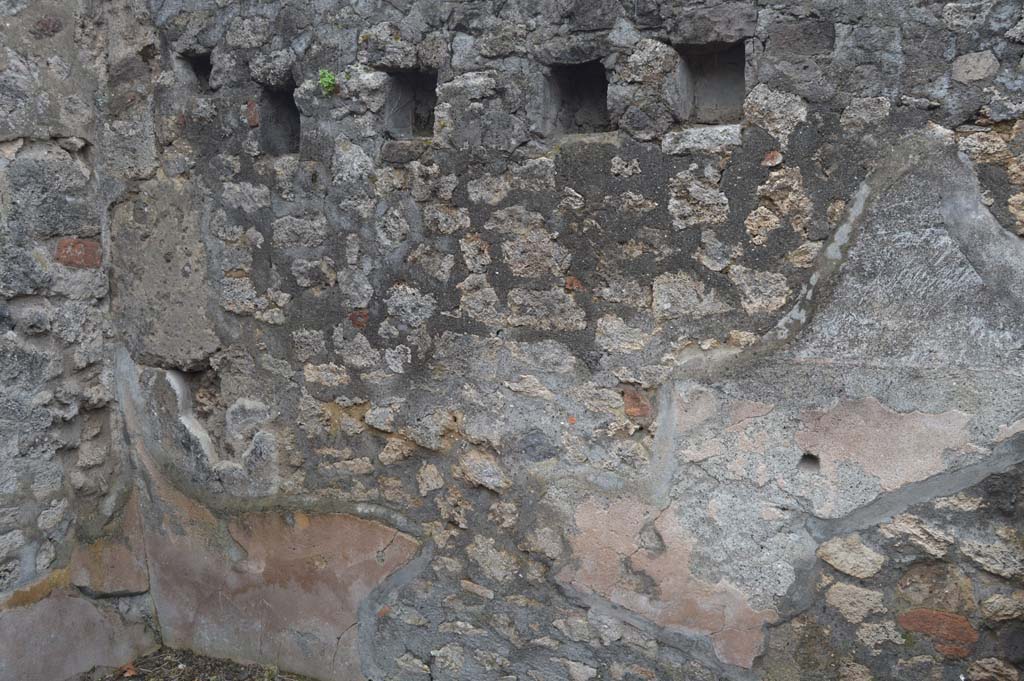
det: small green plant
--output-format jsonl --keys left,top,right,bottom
{"left": 317, "top": 68, "right": 337, "bottom": 96}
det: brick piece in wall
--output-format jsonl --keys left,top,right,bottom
{"left": 55, "top": 238, "right": 102, "bottom": 269}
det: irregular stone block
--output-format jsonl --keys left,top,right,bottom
{"left": 743, "top": 84, "right": 807, "bottom": 149}
{"left": 109, "top": 179, "right": 219, "bottom": 371}
{"left": 980, "top": 592, "right": 1024, "bottom": 622}
{"left": 825, "top": 582, "right": 885, "bottom": 623}
{"left": 817, "top": 533, "right": 885, "bottom": 579}
{"left": 952, "top": 51, "right": 1000, "bottom": 84}
{"left": 896, "top": 562, "right": 975, "bottom": 613}
{"left": 967, "top": 657, "right": 1020, "bottom": 681}
{"left": 455, "top": 449, "right": 511, "bottom": 492}
{"left": 661, "top": 124, "right": 742, "bottom": 155}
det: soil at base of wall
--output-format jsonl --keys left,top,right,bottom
{"left": 93, "top": 648, "right": 314, "bottom": 681}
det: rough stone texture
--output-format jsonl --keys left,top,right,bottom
{"left": 981, "top": 592, "right": 1024, "bottom": 622}
{"left": 3, "top": 0, "right": 1024, "bottom": 680}
{"left": 817, "top": 534, "right": 886, "bottom": 579}
{"left": 109, "top": 179, "right": 221, "bottom": 371}
{"left": 0, "top": 4, "right": 146, "bottom": 679}
{"left": 952, "top": 51, "right": 1001, "bottom": 84}
{"left": 826, "top": 583, "right": 885, "bottom": 623}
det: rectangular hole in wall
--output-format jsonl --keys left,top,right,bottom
{"left": 384, "top": 70, "right": 438, "bottom": 138}
{"left": 179, "top": 51, "right": 213, "bottom": 91}
{"left": 675, "top": 42, "right": 746, "bottom": 124}
{"left": 259, "top": 81, "right": 301, "bottom": 155}
{"left": 547, "top": 60, "right": 612, "bottom": 135}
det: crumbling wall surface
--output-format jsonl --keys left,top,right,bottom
{"left": 2, "top": 0, "right": 1024, "bottom": 679}
{"left": 0, "top": 1, "right": 161, "bottom": 679}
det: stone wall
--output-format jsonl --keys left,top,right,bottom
{"left": 1, "top": 0, "right": 1023, "bottom": 680}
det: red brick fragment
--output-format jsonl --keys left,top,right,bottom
{"left": 55, "top": 238, "right": 102, "bottom": 269}
{"left": 897, "top": 608, "right": 978, "bottom": 646}
{"left": 246, "top": 100, "right": 260, "bottom": 128}
{"left": 349, "top": 309, "right": 369, "bottom": 329}
{"left": 622, "top": 387, "right": 652, "bottom": 419}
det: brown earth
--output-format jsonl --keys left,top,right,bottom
{"left": 96, "top": 649, "right": 315, "bottom": 681}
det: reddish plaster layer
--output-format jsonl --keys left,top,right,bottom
{"left": 558, "top": 498, "right": 776, "bottom": 668}
{"left": 141, "top": 468, "right": 418, "bottom": 681}
{"left": 796, "top": 397, "right": 972, "bottom": 490}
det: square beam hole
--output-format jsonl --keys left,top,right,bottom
{"left": 547, "top": 60, "right": 611, "bottom": 135}
{"left": 259, "top": 82, "right": 301, "bottom": 155}
{"left": 179, "top": 51, "right": 213, "bottom": 91}
{"left": 385, "top": 70, "right": 438, "bottom": 138}
{"left": 676, "top": 42, "right": 746, "bottom": 124}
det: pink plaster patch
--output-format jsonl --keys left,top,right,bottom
{"left": 795, "top": 397, "right": 972, "bottom": 490}
{"left": 558, "top": 499, "right": 776, "bottom": 668}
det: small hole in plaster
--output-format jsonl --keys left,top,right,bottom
{"left": 798, "top": 453, "right": 821, "bottom": 472}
